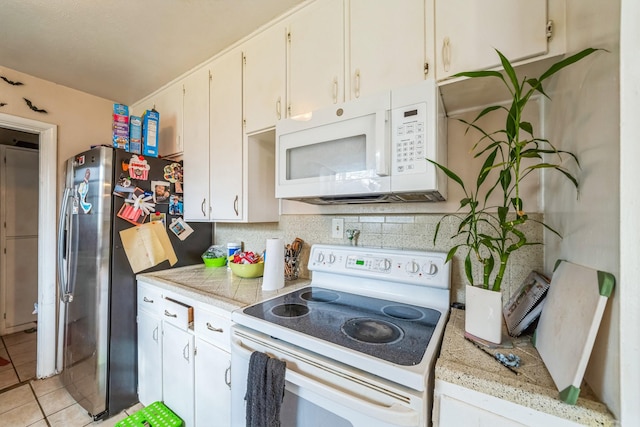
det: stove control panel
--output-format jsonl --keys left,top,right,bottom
{"left": 308, "top": 244, "right": 451, "bottom": 289}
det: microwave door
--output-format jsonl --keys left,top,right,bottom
{"left": 277, "top": 109, "right": 390, "bottom": 200}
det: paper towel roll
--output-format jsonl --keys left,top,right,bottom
{"left": 262, "top": 238, "right": 285, "bottom": 291}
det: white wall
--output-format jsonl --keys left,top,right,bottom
{"left": 543, "top": 0, "right": 621, "bottom": 418}
{"left": 0, "top": 65, "right": 114, "bottom": 193}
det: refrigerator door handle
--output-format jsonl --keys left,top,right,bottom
{"left": 57, "top": 187, "right": 75, "bottom": 303}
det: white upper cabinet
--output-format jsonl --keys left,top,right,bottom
{"left": 348, "top": 0, "right": 428, "bottom": 100}
{"left": 287, "top": 0, "right": 344, "bottom": 117}
{"left": 182, "top": 67, "right": 211, "bottom": 221}
{"left": 131, "top": 83, "right": 183, "bottom": 158}
{"left": 243, "top": 24, "right": 287, "bottom": 134}
{"left": 209, "top": 51, "right": 244, "bottom": 222}
{"left": 435, "top": 0, "right": 549, "bottom": 80}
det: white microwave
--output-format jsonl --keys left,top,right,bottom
{"left": 275, "top": 80, "right": 447, "bottom": 204}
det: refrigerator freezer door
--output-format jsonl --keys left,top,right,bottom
{"left": 60, "top": 147, "right": 113, "bottom": 419}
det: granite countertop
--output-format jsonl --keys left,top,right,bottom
{"left": 436, "top": 308, "right": 615, "bottom": 426}
{"left": 137, "top": 264, "right": 311, "bottom": 313}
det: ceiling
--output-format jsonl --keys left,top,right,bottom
{"left": 0, "top": 0, "right": 306, "bottom": 105}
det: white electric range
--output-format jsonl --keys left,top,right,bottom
{"left": 231, "top": 244, "right": 451, "bottom": 426}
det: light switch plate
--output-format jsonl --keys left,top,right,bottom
{"left": 331, "top": 219, "right": 344, "bottom": 239}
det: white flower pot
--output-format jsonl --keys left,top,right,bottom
{"left": 465, "top": 285, "right": 503, "bottom": 344}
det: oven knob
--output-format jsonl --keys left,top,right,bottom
{"left": 328, "top": 253, "right": 336, "bottom": 264}
{"left": 405, "top": 261, "right": 420, "bottom": 274}
{"left": 423, "top": 262, "right": 438, "bottom": 276}
{"left": 377, "top": 258, "right": 392, "bottom": 271}
{"left": 315, "top": 252, "right": 325, "bottom": 263}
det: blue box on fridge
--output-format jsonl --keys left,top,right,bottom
{"left": 128, "top": 115, "right": 142, "bottom": 154}
{"left": 142, "top": 109, "right": 160, "bottom": 157}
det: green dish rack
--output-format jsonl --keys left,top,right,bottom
{"left": 115, "top": 401, "right": 183, "bottom": 427}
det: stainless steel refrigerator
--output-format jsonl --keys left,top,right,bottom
{"left": 56, "top": 146, "right": 212, "bottom": 420}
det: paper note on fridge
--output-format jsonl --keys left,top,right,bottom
{"left": 120, "top": 221, "right": 177, "bottom": 273}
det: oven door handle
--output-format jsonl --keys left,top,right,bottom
{"left": 286, "top": 370, "right": 419, "bottom": 426}
{"left": 232, "top": 336, "right": 419, "bottom": 426}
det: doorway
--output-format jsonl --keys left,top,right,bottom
{"left": 0, "top": 113, "right": 57, "bottom": 379}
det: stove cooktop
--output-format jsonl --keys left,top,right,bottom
{"left": 242, "top": 286, "right": 441, "bottom": 366}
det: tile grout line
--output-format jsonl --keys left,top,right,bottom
{"left": 28, "top": 381, "right": 52, "bottom": 427}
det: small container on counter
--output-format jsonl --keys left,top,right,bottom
{"left": 227, "top": 242, "right": 242, "bottom": 269}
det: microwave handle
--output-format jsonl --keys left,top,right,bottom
{"left": 375, "top": 110, "right": 390, "bottom": 176}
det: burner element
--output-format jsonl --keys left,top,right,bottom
{"left": 341, "top": 318, "right": 404, "bottom": 344}
{"left": 271, "top": 304, "right": 309, "bottom": 318}
{"left": 382, "top": 305, "right": 424, "bottom": 321}
{"left": 300, "top": 290, "right": 339, "bottom": 303}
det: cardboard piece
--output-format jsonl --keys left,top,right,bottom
{"left": 120, "top": 221, "right": 177, "bottom": 273}
{"left": 533, "top": 260, "right": 615, "bottom": 405}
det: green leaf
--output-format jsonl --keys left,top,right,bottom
{"left": 498, "top": 206, "right": 508, "bottom": 223}
{"left": 496, "top": 50, "right": 520, "bottom": 95}
{"left": 477, "top": 148, "right": 498, "bottom": 188}
{"left": 519, "top": 121, "right": 534, "bottom": 136}
{"left": 426, "top": 159, "right": 466, "bottom": 190}
{"left": 453, "top": 70, "right": 506, "bottom": 81}
{"left": 446, "top": 245, "right": 461, "bottom": 263}
{"left": 472, "top": 105, "right": 503, "bottom": 123}
{"left": 539, "top": 48, "right": 602, "bottom": 82}
{"left": 464, "top": 252, "right": 474, "bottom": 285}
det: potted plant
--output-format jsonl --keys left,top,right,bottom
{"left": 429, "top": 48, "right": 600, "bottom": 344}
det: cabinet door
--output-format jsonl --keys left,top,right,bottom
{"left": 349, "top": 0, "right": 426, "bottom": 99}
{"left": 243, "top": 25, "right": 287, "bottom": 134}
{"left": 153, "top": 84, "right": 184, "bottom": 157}
{"left": 182, "top": 68, "right": 211, "bottom": 221}
{"left": 195, "top": 339, "right": 231, "bottom": 426}
{"left": 137, "top": 310, "right": 163, "bottom": 407}
{"left": 162, "top": 322, "right": 195, "bottom": 427}
{"left": 435, "top": 0, "right": 548, "bottom": 79}
{"left": 287, "top": 0, "right": 344, "bottom": 117}
{"left": 209, "top": 52, "right": 243, "bottom": 221}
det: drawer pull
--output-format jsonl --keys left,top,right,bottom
{"left": 183, "top": 342, "right": 190, "bottom": 361}
{"left": 153, "top": 326, "right": 159, "bottom": 342}
{"left": 206, "top": 322, "right": 224, "bottom": 333}
{"left": 143, "top": 297, "right": 154, "bottom": 303}
{"left": 164, "top": 310, "right": 177, "bottom": 318}
{"left": 225, "top": 365, "right": 231, "bottom": 389}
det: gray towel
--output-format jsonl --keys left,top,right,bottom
{"left": 246, "top": 351, "right": 287, "bottom": 427}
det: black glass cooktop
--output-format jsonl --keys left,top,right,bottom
{"left": 242, "top": 286, "right": 441, "bottom": 366}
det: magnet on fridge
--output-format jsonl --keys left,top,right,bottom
{"left": 148, "top": 212, "right": 167, "bottom": 227}
{"left": 163, "top": 163, "right": 183, "bottom": 183}
{"left": 169, "top": 217, "right": 193, "bottom": 241}
{"left": 152, "top": 180, "right": 171, "bottom": 203}
{"left": 128, "top": 155, "right": 150, "bottom": 180}
{"left": 77, "top": 168, "right": 92, "bottom": 213}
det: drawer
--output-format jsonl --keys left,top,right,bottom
{"left": 194, "top": 307, "right": 231, "bottom": 350}
{"left": 162, "top": 297, "right": 194, "bottom": 330}
{"left": 137, "top": 282, "right": 164, "bottom": 315}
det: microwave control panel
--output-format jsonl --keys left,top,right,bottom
{"left": 391, "top": 102, "right": 428, "bottom": 175}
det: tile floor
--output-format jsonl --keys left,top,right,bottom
{"left": 0, "top": 330, "right": 141, "bottom": 427}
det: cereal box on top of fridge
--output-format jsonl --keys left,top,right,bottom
{"left": 113, "top": 103, "right": 129, "bottom": 150}
{"left": 142, "top": 109, "right": 160, "bottom": 157}
{"left": 129, "top": 115, "right": 142, "bottom": 154}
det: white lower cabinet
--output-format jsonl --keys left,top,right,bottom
{"left": 162, "top": 322, "right": 196, "bottom": 427}
{"left": 137, "top": 309, "right": 163, "bottom": 407}
{"left": 195, "top": 338, "right": 231, "bottom": 426}
{"left": 137, "top": 280, "right": 232, "bottom": 426}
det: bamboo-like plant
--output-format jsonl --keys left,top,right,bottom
{"left": 429, "top": 48, "right": 600, "bottom": 292}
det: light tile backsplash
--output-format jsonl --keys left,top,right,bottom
{"left": 214, "top": 213, "right": 544, "bottom": 304}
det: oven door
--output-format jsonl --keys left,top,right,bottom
{"left": 231, "top": 326, "right": 425, "bottom": 427}
{"left": 275, "top": 92, "right": 391, "bottom": 201}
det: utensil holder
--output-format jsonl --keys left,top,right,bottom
{"left": 284, "top": 255, "right": 300, "bottom": 281}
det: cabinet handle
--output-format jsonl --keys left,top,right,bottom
{"left": 201, "top": 198, "right": 207, "bottom": 217}
{"left": 354, "top": 69, "right": 361, "bottom": 99}
{"left": 443, "top": 37, "right": 451, "bottom": 73}
{"left": 276, "top": 97, "right": 282, "bottom": 120}
{"left": 206, "top": 322, "right": 224, "bottom": 333}
{"left": 153, "top": 326, "right": 158, "bottom": 342}
{"left": 143, "top": 297, "right": 154, "bottom": 304}
{"left": 225, "top": 365, "right": 231, "bottom": 389}
{"left": 183, "top": 342, "right": 190, "bottom": 362}
{"left": 164, "top": 310, "right": 177, "bottom": 318}
{"left": 332, "top": 77, "right": 338, "bottom": 104}
{"left": 233, "top": 195, "right": 239, "bottom": 216}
